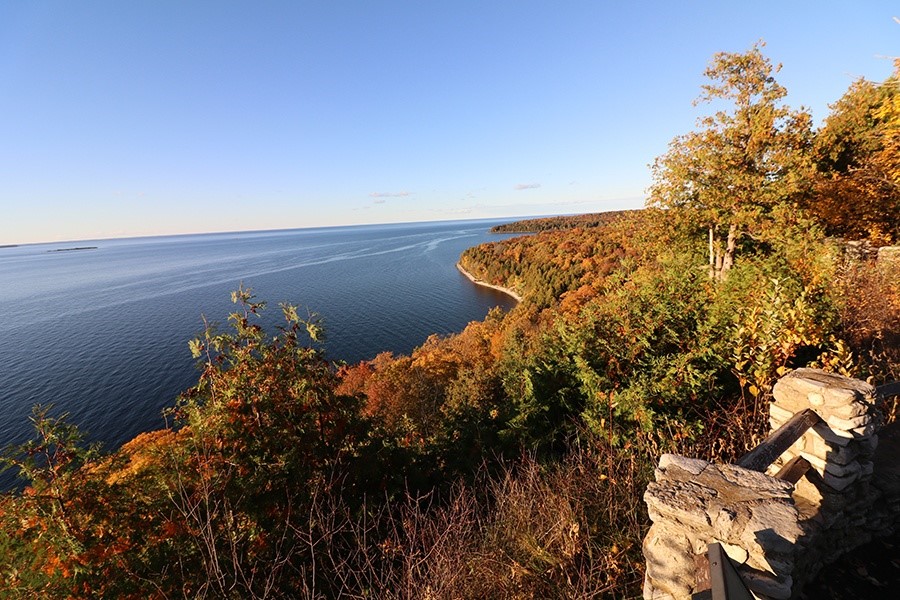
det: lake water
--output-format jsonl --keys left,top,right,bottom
{"left": 0, "top": 219, "right": 519, "bottom": 487}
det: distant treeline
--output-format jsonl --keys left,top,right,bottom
{"left": 489, "top": 210, "right": 636, "bottom": 233}
{"left": 460, "top": 214, "right": 632, "bottom": 307}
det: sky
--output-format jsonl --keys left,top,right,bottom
{"left": 0, "top": 2, "right": 897, "bottom": 245}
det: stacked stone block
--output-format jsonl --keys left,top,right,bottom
{"left": 767, "top": 368, "right": 880, "bottom": 492}
{"left": 765, "top": 369, "right": 884, "bottom": 586}
{"left": 643, "top": 455, "right": 801, "bottom": 599}
{"left": 641, "top": 369, "right": 899, "bottom": 600}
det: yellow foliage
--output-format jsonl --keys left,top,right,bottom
{"left": 104, "top": 429, "right": 182, "bottom": 485}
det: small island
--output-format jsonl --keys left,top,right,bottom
{"left": 47, "top": 246, "right": 98, "bottom": 253}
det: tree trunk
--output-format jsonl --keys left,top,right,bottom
{"left": 708, "top": 224, "right": 737, "bottom": 281}
{"left": 721, "top": 224, "right": 737, "bottom": 276}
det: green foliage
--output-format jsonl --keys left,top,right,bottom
{"left": 650, "top": 41, "right": 814, "bottom": 279}
{"left": 1, "top": 405, "right": 99, "bottom": 490}
{"left": 0, "top": 287, "right": 403, "bottom": 598}
{"left": 561, "top": 248, "right": 730, "bottom": 442}
{"left": 176, "top": 286, "right": 368, "bottom": 496}
{"left": 0, "top": 406, "right": 98, "bottom": 595}
{"left": 167, "top": 285, "right": 393, "bottom": 596}
{"left": 498, "top": 331, "right": 586, "bottom": 454}
{"left": 731, "top": 277, "right": 832, "bottom": 397}
{"left": 460, "top": 214, "right": 632, "bottom": 307}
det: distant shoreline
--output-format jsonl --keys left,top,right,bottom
{"left": 456, "top": 263, "right": 523, "bottom": 302}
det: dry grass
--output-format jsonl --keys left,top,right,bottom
{"left": 836, "top": 260, "right": 900, "bottom": 421}
{"left": 296, "top": 440, "right": 651, "bottom": 599}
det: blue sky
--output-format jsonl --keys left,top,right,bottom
{"left": 1, "top": 2, "right": 897, "bottom": 245}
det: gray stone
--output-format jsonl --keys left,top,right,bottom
{"left": 773, "top": 392, "right": 875, "bottom": 423}
{"left": 821, "top": 468, "right": 861, "bottom": 492}
{"left": 641, "top": 371, "right": 900, "bottom": 600}
{"left": 804, "top": 434, "right": 860, "bottom": 465}
{"left": 811, "top": 422, "right": 851, "bottom": 446}
{"left": 773, "top": 368, "right": 876, "bottom": 406}
{"left": 769, "top": 403, "right": 795, "bottom": 424}
{"left": 808, "top": 392, "right": 825, "bottom": 406}
{"left": 718, "top": 539, "right": 749, "bottom": 565}
{"left": 643, "top": 578, "right": 677, "bottom": 600}
{"left": 740, "top": 569, "right": 794, "bottom": 600}
{"left": 791, "top": 451, "right": 826, "bottom": 474}
{"left": 826, "top": 413, "right": 875, "bottom": 431}
{"left": 645, "top": 480, "right": 716, "bottom": 532}
{"left": 658, "top": 453, "right": 709, "bottom": 476}
{"left": 848, "top": 423, "right": 878, "bottom": 439}
{"left": 877, "top": 245, "right": 900, "bottom": 264}
{"left": 832, "top": 401, "right": 876, "bottom": 420}
{"left": 711, "top": 505, "right": 743, "bottom": 539}
{"left": 822, "top": 458, "right": 862, "bottom": 479}
{"left": 745, "top": 552, "right": 793, "bottom": 581}
{"left": 740, "top": 501, "right": 803, "bottom": 554}
{"left": 643, "top": 524, "right": 696, "bottom": 599}
{"left": 718, "top": 464, "right": 795, "bottom": 498}
{"left": 859, "top": 435, "right": 879, "bottom": 454}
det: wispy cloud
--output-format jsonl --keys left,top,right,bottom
{"left": 370, "top": 191, "right": 412, "bottom": 198}
{"left": 432, "top": 207, "right": 474, "bottom": 215}
{"left": 514, "top": 183, "right": 541, "bottom": 191}
{"left": 373, "top": 198, "right": 386, "bottom": 204}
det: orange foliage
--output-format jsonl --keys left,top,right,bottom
{"left": 459, "top": 215, "right": 635, "bottom": 307}
{"left": 104, "top": 428, "right": 181, "bottom": 485}
{"left": 810, "top": 69, "right": 900, "bottom": 243}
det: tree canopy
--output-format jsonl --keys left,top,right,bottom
{"left": 810, "top": 62, "right": 900, "bottom": 244}
{"left": 650, "top": 42, "right": 813, "bottom": 279}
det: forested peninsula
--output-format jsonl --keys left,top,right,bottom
{"left": 2, "top": 44, "right": 899, "bottom": 599}
{"left": 456, "top": 262, "right": 523, "bottom": 302}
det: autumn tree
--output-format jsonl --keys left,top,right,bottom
{"left": 810, "top": 63, "right": 900, "bottom": 243}
{"left": 650, "top": 42, "right": 814, "bottom": 280}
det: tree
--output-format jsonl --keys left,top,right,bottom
{"left": 167, "top": 286, "right": 387, "bottom": 597}
{"left": 650, "top": 42, "right": 814, "bottom": 280}
{"left": 811, "top": 63, "right": 900, "bottom": 243}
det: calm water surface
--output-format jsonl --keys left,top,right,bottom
{"left": 0, "top": 219, "right": 518, "bottom": 486}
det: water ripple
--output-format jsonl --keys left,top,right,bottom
{"left": 0, "top": 220, "right": 520, "bottom": 490}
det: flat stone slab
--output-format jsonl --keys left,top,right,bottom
{"left": 646, "top": 455, "right": 802, "bottom": 561}
{"left": 773, "top": 369, "right": 877, "bottom": 406}
{"left": 656, "top": 454, "right": 795, "bottom": 499}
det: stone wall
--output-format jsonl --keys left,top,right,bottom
{"left": 642, "top": 369, "right": 900, "bottom": 599}
{"left": 839, "top": 241, "right": 899, "bottom": 265}
{"left": 878, "top": 245, "right": 900, "bottom": 266}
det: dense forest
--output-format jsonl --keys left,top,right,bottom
{"left": 488, "top": 211, "right": 634, "bottom": 234}
{"left": 1, "top": 44, "right": 899, "bottom": 599}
